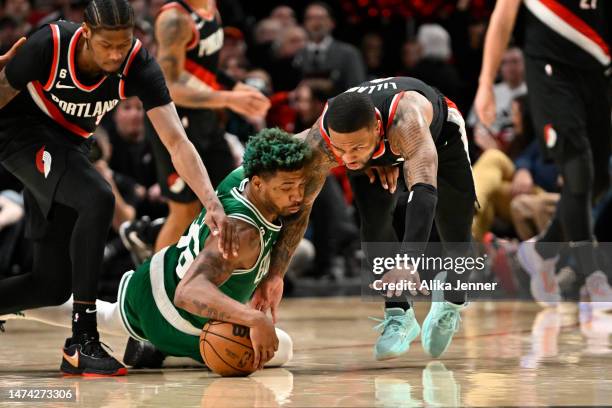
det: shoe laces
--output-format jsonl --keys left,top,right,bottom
{"left": 80, "top": 337, "right": 114, "bottom": 359}
{"left": 435, "top": 308, "right": 462, "bottom": 334}
{"left": 370, "top": 314, "right": 409, "bottom": 335}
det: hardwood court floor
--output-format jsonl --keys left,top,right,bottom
{"left": 1, "top": 298, "right": 612, "bottom": 407}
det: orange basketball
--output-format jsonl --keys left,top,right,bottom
{"left": 200, "top": 321, "right": 256, "bottom": 377}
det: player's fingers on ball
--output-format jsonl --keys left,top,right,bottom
{"left": 253, "top": 347, "right": 261, "bottom": 370}
{"left": 394, "top": 287, "right": 403, "bottom": 298}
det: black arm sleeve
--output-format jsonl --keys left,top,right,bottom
{"left": 124, "top": 47, "right": 172, "bottom": 111}
{"left": 401, "top": 183, "right": 438, "bottom": 257}
{"left": 5, "top": 25, "right": 53, "bottom": 90}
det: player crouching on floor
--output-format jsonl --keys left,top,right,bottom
{"left": 1, "top": 128, "right": 310, "bottom": 373}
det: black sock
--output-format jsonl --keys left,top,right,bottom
{"left": 385, "top": 299, "right": 411, "bottom": 311}
{"left": 72, "top": 303, "right": 98, "bottom": 340}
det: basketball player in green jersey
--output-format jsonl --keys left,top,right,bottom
{"left": 2, "top": 128, "right": 309, "bottom": 371}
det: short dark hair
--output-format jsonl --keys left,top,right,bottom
{"left": 84, "top": 0, "right": 135, "bottom": 32}
{"left": 327, "top": 92, "right": 376, "bottom": 133}
{"left": 305, "top": 1, "right": 334, "bottom": 20}
{"left": 243, "top": 128, "right": 311, "bottom": 179}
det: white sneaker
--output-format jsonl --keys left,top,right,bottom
{"left": 583, "top": 271, "right": 612, "bottom": 312}
{"left": 517, "top": 238, "right": 561, "bottom": 307}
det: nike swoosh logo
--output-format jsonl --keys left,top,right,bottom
{"left": 56, "top": 82, "right": 75, "bottom": 89}
{"left": 85, "top": 308, "right": 97, "bottom": 314}
{"left": 63, "top": 350, "right": 79, "bottom": 368}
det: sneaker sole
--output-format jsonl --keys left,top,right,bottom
{"left": 61, "top": 366, "right": 128, "bottom": 377}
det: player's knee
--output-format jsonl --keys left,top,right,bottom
{"left": 87, "top": 180, "right": 115, "bottom": 221}
{"left": 266, "top": 328, "right": 294, "bottom": 367}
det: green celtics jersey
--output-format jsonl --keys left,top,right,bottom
{"left": 118, "top": 167, "right": 282, "bottom": 361}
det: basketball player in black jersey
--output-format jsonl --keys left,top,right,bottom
{"left": 475, "top": 0, "right": 612, "bottom": 309}
{"left": 251, "top": 77, "right": 476, "bottom": 361}
{"left": 0, "top": 0, "right": 237, "bottom": 376}
{"left": 149, "top": 0, "right": 270, "bottom": 251}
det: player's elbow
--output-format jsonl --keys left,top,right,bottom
{"left": 408, "top": 149, "right": 438, "bottom": 187}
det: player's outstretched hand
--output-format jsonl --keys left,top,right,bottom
{"left": 380, "top": 267, "right": 429, "bottom": 298}
{"left": 0, "top": 37, "right": 25, "bottom": 71}
{"left": 474, "top": 84, "right": 496, "bottom": 128}
{"left": 204, "top": 200, "right": 240, "bottom": 259}
{"left": 251, "top": 274, "right": 284, "bottom": 324}
{"left": 226, "top": 90, "right": 271, "bottom": 119}
{"left": 365, "top": 165, "right": 399, "bottom": 194}
{"left": 250, "top": 313, "right": 279, "bottom": 370}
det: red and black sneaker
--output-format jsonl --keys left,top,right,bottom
{"left": 60, "top": 334, "right": 127, "bottom": 377}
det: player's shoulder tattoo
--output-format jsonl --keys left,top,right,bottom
{"left": 156, "top": 8, "right": 191, "bottom": 48}
{"left": 388, "top": 92, "right": 432, "bottom": 157}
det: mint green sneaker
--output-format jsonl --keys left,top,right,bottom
{"left": 422, "top": 272, "right": 465, "bottom": 358}
{"left": 371, "top": 307, "right": 421, "bottom": 361}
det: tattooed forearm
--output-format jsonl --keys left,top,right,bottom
{"left": 389, "top": 94, "right": 438, "bottom": 188}
{"left": 0, "top": 69, "right": 19, "bottom": 109}
{"left": 268, "top": 204, "right": 313, "bottom": 277}
{"left": 191, "top": 299, "right": 230, "bottom": 321}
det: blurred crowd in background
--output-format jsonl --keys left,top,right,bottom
{"left": 0, "top": 0, "right": 610, "bottom": 300}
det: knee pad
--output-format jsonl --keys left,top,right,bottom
{"left": 265, "top": 328, "right": 293, "bottom": 367}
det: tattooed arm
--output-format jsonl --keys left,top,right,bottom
{"left": 155, "top": 9, "right": 269, "bottom": 116}
{"left": 388, "top": 91, "right": 437, "bottom": 189}
{"left": 387, "top": 91, "right": 438, "bottom": 248}
{"left": 174, "top": 219, "right": 262, "bottom": 325}
{"left": 174, "top": 218, "right": 279, "bottom": 368}
{"left": 266, "top": 124, "right": 337, "bottom": 279}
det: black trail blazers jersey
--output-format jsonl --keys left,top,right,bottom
{"left": 523, "top": 0, "right": 610, "bottom": 70}
{"left": 2, "top": 20, "right": 170, "bottom": 140}
{"left": 320, "top": 77, "right": 452, "bottom": 167}
{"left": 159, "top": 0, "right": 224, "bottom": 90}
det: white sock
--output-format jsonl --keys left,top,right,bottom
{"left": 5, "top": 296, "right": 127, "bottom": 337}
